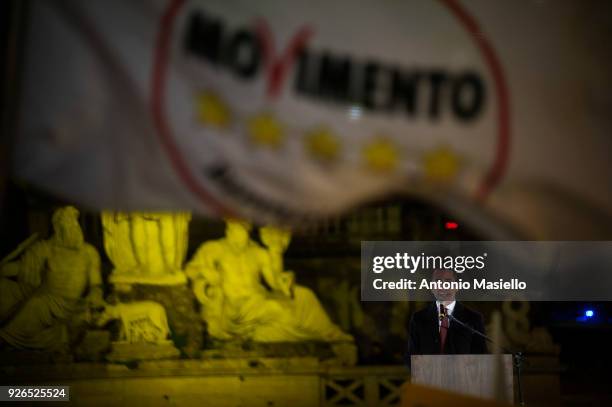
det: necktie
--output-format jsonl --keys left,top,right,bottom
{"left": 439, "top": 304, "right": 449, "bottom": 354}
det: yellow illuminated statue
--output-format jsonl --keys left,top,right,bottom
{"left": 0, "top": 206, "right": 103, "bottom": 350}
{"left": 186, "top": 220, "right": 353, "bottom": 344}
{"left": 186, "top": 219, "right": 271, "bottom": 339}
{"left": 101, "top": 211, "right": 191, "bottom": 286}
{"left": 96, "top": 301, "right": 172, "bottom": 344}
{"left": 94, "top": 300, "right": 181, "bottom": 361}
{"left": 258, "top": 226, "right": 353, "bottom": 343}
{"left": 101, "top": 210, "right": 203, "bottom": 356}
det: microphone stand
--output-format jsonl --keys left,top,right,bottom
{"left": 445, "top": 313, "right": 525, "bottom": 406}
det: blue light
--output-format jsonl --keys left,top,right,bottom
{"left": 585, "top": 309, "right": 594, "bottom": 318}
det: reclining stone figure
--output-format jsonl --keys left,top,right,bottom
{"left": 186, "top": 220, "right": 353, "bottom": 345}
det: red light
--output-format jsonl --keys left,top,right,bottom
{"left": 445, "top": 221, "right": 459, "bottom": 230}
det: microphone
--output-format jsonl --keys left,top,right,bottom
{"left": 438, "top": 304, "right": 448, "bottom": 321}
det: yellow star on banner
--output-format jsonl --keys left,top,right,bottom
{"left": 363, "top": 138, "right": 400, "bottom": 173}
{"left": 305, "top": 127, "right": 341, "bottom": 162}
{"left": 247, "top": 113, "right": 284, "bottom": 148}
{"left": 195, "top": 91, "right": 231, "bottom": 129}
{"left": 422, "top": 146, "right": 462, "bottom": 182}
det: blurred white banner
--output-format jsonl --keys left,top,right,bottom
{"left": 14, "top": 0, "right": 612, "bottom": 225}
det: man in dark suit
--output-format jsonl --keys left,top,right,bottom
{"left": 407, "top": 269, "right": 487, "bottom": 361}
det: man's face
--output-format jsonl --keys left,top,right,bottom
{"left": 225, "top": 221, "right": 251, "bottom": 250}
{"left": 430, "top": 269, "right": 457, "bottom": 302}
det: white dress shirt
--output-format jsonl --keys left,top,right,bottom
{"left": 436, "top": 300, "right": 456, "bottom": 331}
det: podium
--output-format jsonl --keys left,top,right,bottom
{"left": 410, "top": 355, "right": 514, "bottom": 403}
